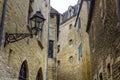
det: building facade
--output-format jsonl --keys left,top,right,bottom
{"left": 0, "top": 0, "right": 50, "bottom": 80}
{"left": 48, "top": 7, "right": 60, "bottom": 80}
{"left": 74, "top": 0, "right": 91, "bottom": 80}
{"left": 56, "top": 0, "right": 91, "bottom": 80}
{"left": 86, "top": 0, "right": 120, "bottom": 80}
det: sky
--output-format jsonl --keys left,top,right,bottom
{"left": 51, "top": 0, "right": 78, "bottom": 14}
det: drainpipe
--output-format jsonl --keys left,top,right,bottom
{"left": 0, "top": 0, "right": 8, "bottom": 48}
{"left": 45, "top": 0, "right": 50, "bottom": 80}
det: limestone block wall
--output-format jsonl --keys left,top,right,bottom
{"left": 57, "top": 17, "right": 78, "bottom": 80}
{"left": 88, "top": 0, "right": 120, "bottom": 80}
{"left": 75, "top": 1, "right": 91, "bottom": 80}
{"left": 57, "top": 1, "right": 91, "bottom": 80}
{"left": 48, "top": 13, "right": 58, "bottom": 80}
{"left": 0, "top": 0, "right": 50, "bottom": 80}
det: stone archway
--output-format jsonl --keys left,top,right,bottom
{"left": 36, "top": 68, "right": 43, "bottom": 80}
{"left": 19, "top": 60, "right": 29, "bottom": 80}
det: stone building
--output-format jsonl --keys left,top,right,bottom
{"left": 0, "top": 0, "right": 50, "bottom": 80}
{"left": 56, "top": 0, "right": 91, "bottom": 80}
{"left": 74, "top": 0, "right": 91, "bottom": 80}
{"left": 48, "top": 7, "right": 60, "bottom": 80}
{"left": 86, "top": 0, "right": 120, "bottom": 80}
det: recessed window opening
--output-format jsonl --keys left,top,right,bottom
{"left": 99, "top": 73, "right": 103, "bottom": 80}
{"left": 107, "top": 63, "right": 111, "bottom": 78}
{"left": 58, "top": 60, "right": 60, "bottom": 66}
{"left": 69, "top": 56, "right": 73, "bottom": 63}
{"left": 69, "top": 39, "right": 73, "bottom": 46}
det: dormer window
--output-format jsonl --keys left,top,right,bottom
{"left": 68, "top": 6, "right": 74, "bottom": 18}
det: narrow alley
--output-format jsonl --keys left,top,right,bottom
{"left": 0, "top": 0, "right": 120, "bottom": 80}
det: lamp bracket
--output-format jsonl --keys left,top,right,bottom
{"left": 4, "top": 32, "right": 32, "bottom": 47}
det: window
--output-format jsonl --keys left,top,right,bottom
{"left": 77, "top": 43, "right": 82, "bottom": 61}
{"left": 36, "top": 68, "right": 43, "bottom": 80}
{"left": 69, "top": 39, "right": 73, "bottom": 45}
{"left": 116, "top": 0, "right": 120, "bottom": 22}
{"left": 19, "top": 61, "right": 28, "bottom": 80}
{"left": 48, "top": 40, "right": 54, "bottom": 58}
{"left": 69, "top": 24, "right": 72, "bottom": 29}
{"left": 57, "top": 45, "right": 60, "bottom": 53}
{"left": 69, "top": 56, "right": 73, "bottom": 63}
{"left": 68, "top": 8, "right": 74, "bottom": 18}
{"left": 76, "top": 17, "right": 81, "bottom": 32}
{"left": 57, "top": 60, "right": 60, "bottom": 66}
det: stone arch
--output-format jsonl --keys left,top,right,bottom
{"left": 19, "top": 60, "right": 29, "bottom": 80}
{"left": 36, "top": 68, "right": 43, "bottom": 80}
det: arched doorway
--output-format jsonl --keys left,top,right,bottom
{"left": 19, "top": 60, "right": 28, "bottom": 80}
{"left": 36, "top": 68, "right": 43, "bottom": 80}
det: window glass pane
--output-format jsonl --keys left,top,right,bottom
{"left": 48, "top": 40, "right": 54, "bottom": 58}
{"left": 78, "top": 43, "right": 82, "bottom": 61}
{"left": 76, "top": 17, "right": 81, "bottom": 32}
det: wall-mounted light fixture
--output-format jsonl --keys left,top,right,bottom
{"left": 4, "top": 11, "right": 46, "bottom": 47}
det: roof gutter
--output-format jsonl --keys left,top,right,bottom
{"left": 74, "top": 0, "right": 83, "bottom": 27}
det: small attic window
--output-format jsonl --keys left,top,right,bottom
{"left": 68, "top": 7, "right": 74, "bottom": 18}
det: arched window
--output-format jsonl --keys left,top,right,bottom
{"left": 19, "top": 60, "right": 28, "bottom": 80}
{"left": 36, "top": 68, "right": 43, "bottom": 80}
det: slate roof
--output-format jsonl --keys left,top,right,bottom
{"left": 60, "top": 4, "right": 79, "bottom": 24}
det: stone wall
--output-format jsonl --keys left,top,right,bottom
{"left": 88, "top": 0, "right": 120, "bottom": 80}
{"left": 57, "top": 16, "right": 78, "bottom": 80}
{"left": 0, "top": 0, "right": 50, "bottom": 80}
{"left": 57, "top": 2, "right": 91, "bottom": 80}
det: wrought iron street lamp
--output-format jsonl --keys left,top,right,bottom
{"left": 30, "top": 11, "right": 46, "bottom": 35}
{"left": 4, "top": 11, "right": 46, "bottom": 47}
